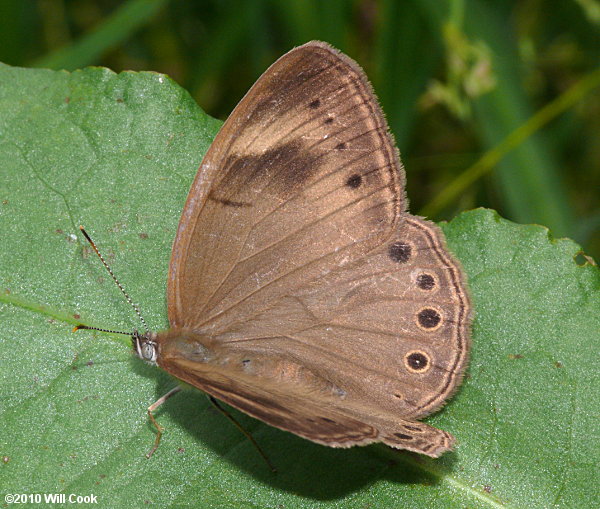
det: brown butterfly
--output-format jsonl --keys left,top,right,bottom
{"left": 82, "top": 41, "right": 471, "bottom": 460}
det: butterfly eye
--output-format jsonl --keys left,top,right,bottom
{"left": 141, "top": 342, "right": 157, "bottom": 363}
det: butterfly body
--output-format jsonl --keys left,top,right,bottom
{"left": 133, "top": 41, "right": 471, "bottom": 458}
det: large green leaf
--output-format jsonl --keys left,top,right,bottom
{"left": 1, "top": 64, "right": 598, "bottom": 508}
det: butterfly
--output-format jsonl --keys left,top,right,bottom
{"left": 81, "top": 41, "right": 471, "bottom": 460}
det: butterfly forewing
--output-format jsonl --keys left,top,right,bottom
{"left": 167, "top": 41, "right": 403, "bottom": 329}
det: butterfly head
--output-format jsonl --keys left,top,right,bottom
{"left": 132, "top": 330, "right": 159, "bottom": 366}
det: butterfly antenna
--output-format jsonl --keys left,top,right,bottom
{"left": 77, "top": 225, "right": 149, "bottom": 334}
{"left": 72, "top": 324, "right": 133, "bottom": 335}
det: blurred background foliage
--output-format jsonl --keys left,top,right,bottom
{"left": 1, "top": 0, "right": 598, "bottom": 258}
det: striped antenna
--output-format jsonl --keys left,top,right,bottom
{"left": 76, "top": 226, "right": 149, "bottom": 334}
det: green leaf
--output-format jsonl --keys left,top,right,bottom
{"left": 1, "top": 64, "right": 598, "bottom": 508}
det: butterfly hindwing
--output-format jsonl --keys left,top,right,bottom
{"left": 157, "top": 335, "right": 455, "bottom": 456}
{"left": 199, "top": 216, "right": 469, "bottom": 421}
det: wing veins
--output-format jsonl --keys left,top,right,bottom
{"left": 238, "top": 183, "right": 390, "bottom": 264}
{"left": 227, "top": 332, "right": 443, "bottom": 407}
{"left": 241, "top": 153, "right": 392, "bottom": 246}
{"left": 197, "top": 198, "right": 390, "bottom": 327}
{"left": 213, "top": 93, "right": 374, "bottom": 209}
{"left": 236, "top": 56, "right": 380, "bottom": 158}
{"left": 228, "top": 60, "right": 343, "bottom": 157}
{"left": 187, "top": 163, "right": 389, "bottom": 322}
{"left": 182, "top": 53, "right": 400, "bottom": 325}
{"left": 307, "top": 162, "right": 395, "bottom": 204}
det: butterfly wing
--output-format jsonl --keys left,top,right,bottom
{"left": 163, "top": 41, "right": 470, "bottom": 456}
{"left": 167, "top": 41, "right": 404, "bottom": 329}
{"left": 208, "top": 215, "right": 470, "bottom": 421}
{"left": 157, "top": 335, "right": 455, "bottom": 457}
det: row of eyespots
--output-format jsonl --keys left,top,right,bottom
{"left": 309, "top": 96, "right": 379, "bottom": 193}
{"left": 388, "top": 240, "right": 443, "bottom": 328}
{"left": 388, "top": 241, "right": 442, "bottom": 374}
{"left": 310, "top": 96, "right": 363, "bottom": 191}
{"left": 308, "top": 96, "right": 365, "bottom": 190}
{"left": 308, "top": 88, "right": 441, "bottom": 378}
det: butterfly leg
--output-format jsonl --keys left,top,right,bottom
{"left": 208, "top": 396, "right": 277, "bottom": 472}
{"left": 146, "top": 385, "right": 182, "bottom": 458}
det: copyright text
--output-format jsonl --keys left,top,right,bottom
{"left": 5, "top": 493, "right": 98, "bottom": 504}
